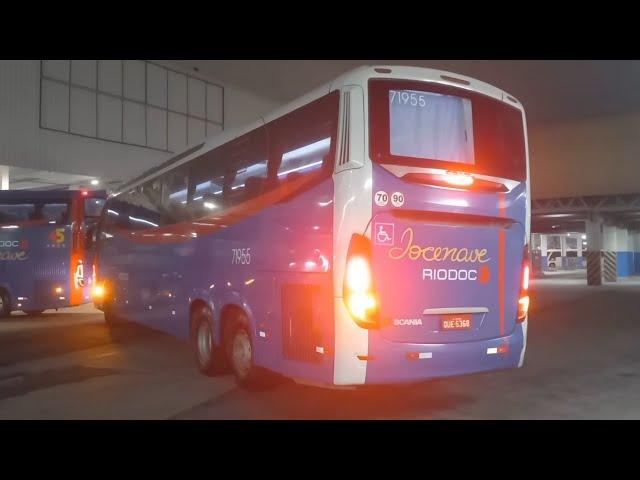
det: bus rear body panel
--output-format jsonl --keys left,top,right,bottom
{"left": 365, "top": 164, "right": 527, "bottom": 384}
{"left": 1, "top": 225, "right": 72, "bottom": 311}
{"left": 1, "top": 190, "right": 105, "bottom": 313}
{"left": 354, "top": 74, "right": 530, "bottom": 385}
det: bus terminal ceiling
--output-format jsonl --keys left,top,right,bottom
{"left": 171, "top": 60, "right": 640, "bottom": 200}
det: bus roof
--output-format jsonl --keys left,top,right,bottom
{"left": 0, "top": 189, "right": 106, "bottom": 201}
{"left": 115, "top": 65, "right": 524, "bottom": 195}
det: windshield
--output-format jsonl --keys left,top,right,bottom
{"left": 369, "top": 79, "right": 527, "bottom": 181}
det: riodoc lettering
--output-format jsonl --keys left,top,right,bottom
{"left": 0, "top": 240, "right": 19, "bottom": 248}
{"left": 423, "top": 268, "right": 478, "bottom": 281}
{"left": 388, "top": 228, "right": 491, "bottom": 263}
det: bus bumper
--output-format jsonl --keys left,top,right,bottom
{"left": 362, "top": 321, "right": 526, "bottom": 385}
{"left": 13, "top": 295, "right": 72, "bottom": 312}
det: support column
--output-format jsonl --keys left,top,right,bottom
{"left": 603, "top": 224, "right": 618, "bottom": 282}
{"left": 560, "top": 234, "right": 567, "bottom": 269}
{"left": 540, "top": 234, "right": 548, "bottom": 270}
{"left": 633, "top": 231, "right": 640, "bottom": 275}
{"left": 577, "top": 234, "right": 583, "bottom": 257}
{"left": 585, "top": 216, "right": 604, "bottom": 286}
{"left": 615, "top": 227, "right": 633, "bottom": 277}
{"left": 0, "top": 165, "right": 8, "bottom": 190}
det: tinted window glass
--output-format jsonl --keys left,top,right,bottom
{"left": 225, "top": 129, "right": 269, "bottom": 207}
{"left": 127, "top": 204, "right": 163, "bottom": 231}
{"left": 100, "top": 199, "right": 129, "bottom": 237}
{"left": 125, "top": 182, "right": 166, "bottom": 231}
{"left": 85, "top": 198, "right": 106, "bottom": 218}
{"left": 188, "top": 127, "right": 268, "bottom": 217}
{"left": 41, "top": 203, "right": 69, "bottom": 224}
{"left": 188, "top": 146, "right": 229, "bottom": 219}
{"left": 112, "top": 91, "right": 340, "bottom": 223}
{"left": 0, "top": 201, "right": 69, "bottom": 226}
{"left": 0, "top": 203, "right": 36, "bottom": 225}
{"left": 162, "top": 167, "right": 191, "bottom": 222}
{"left": 268, "top": 91, "right": 339, "bottom": 183}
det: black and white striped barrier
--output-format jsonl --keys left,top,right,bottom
{"left": 586, "top": 251, "right": 602, "bottom": 286}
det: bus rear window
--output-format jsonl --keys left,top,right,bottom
{"left": 0, "top": 203, "right": 35, "bottom": 225}
{"left": 0, "top": 201, "right": 69, "bottom": 226}
{"left": 369, "top": 79, "right": 526, "bottom": 181}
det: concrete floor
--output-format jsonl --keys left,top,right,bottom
{"left": 1, "top": 276, "right": 639, "bottom": 419}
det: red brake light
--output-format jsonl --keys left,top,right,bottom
{"left": 517, "top": 246, "right": 531, "bottom": 322}
{"left": 343, "top": 234, "right": 379, "bottom": 329}
{"left": 441, "top": 171, "right": 474, "bottom": 187}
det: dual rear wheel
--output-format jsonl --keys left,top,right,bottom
{"left": 191, "top": 306, "right": 268, "bottom": 388}
{"left": 0, "top": 291, "right": 42, "bottom": 317}
{"left": 0, "top": 290, "right": 11, "bottom": 318}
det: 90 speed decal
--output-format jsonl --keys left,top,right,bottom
{"left": 375, "top": 191, "right": 404, "bottom": 208}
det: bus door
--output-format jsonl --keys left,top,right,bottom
{"left": 81, "top": 193, "right": 106, "bottom": 298}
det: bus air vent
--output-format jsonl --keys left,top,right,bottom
{"left": 338, "top": 91, "right": 351, "bottom": 166}
{"left": 281, "top": 284, "right": 323, "bottom": 363}
{"left": 440, "top": 74, "right": 471, "bottom": 86}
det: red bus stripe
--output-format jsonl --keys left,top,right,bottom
{"left": 123, "top": 169, "right": 327, "bottom": 245}
{"left": 498, "top": 193, "right": 506, "bottom": 336}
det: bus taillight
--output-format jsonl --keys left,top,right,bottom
{"left": 92, "top": 283, "right": 105, "bottom": 299}
{"left": 517, "top": 246, "right": 530, "bottom": 322}
{"left": 442, "top": 171, "right": 474, "bottom": 187}
{"left": 344, "top": 234, "right": 379, "bottom": 328}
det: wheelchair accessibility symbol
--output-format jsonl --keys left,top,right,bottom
{"left": 374, "top": 223, "right": 395, "bottom": 246}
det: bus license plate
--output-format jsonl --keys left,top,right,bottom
{"left": 441, "top": 314, "right": 472, "bottom": 331}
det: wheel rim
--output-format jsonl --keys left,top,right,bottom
{"left": 232, "top": 330, "right": 252, "bottom": 378}
{"left": 196, "top": 321, "right": 212, "bottom": 366}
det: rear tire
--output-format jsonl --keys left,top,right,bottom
{"left": 224, "top": 314, "right": 273, "bottom": 389}
{"left": 191, "top": 306, "right": 227, "bottom": 376}
{"left": 103, "top": 300, "right": 126, "bottom": 342}
{"left": 104, "top": 303, "right": 120, "bottom": 329}
{"left": 23, "top": 310, "right": 45, "bottom": 317}
{"left": 0, "top": 290, "right": 11, "bottom": 318}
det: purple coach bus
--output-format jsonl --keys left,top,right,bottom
{"left": 93, "top": 66, "right": 531, "bottom": 388}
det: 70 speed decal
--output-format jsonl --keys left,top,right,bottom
{"left": 375, "top": 191, "right": 404, "bottom": 207}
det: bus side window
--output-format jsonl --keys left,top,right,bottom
{"left": 225, "top": 127, "right": 269, "bottom": 208}
{"left": 0, "top": 202, "right": 35, "bottom": 226}
{"left": 188, "top": 126, "right": 269, "bottom": 216}
{"left": 188, "top": 147, "right": 228, "bottom": 219}
{"left": 101, "top": 199, "right": 129, "bottom": 239}
{"left": 41, "top": 203, "right": 70, "bottom": 225}
{"left": 161, "top": 167, "right": 190, "bottom": 223}
{"left": 125, "top": 182, "right": 168, "bottom": 230}
{"left": 267, "top": 91, "right": 339, "bottom": 186}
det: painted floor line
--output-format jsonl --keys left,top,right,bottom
{"left": 92, "top": 351, "right": 118, "bottom": 359}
